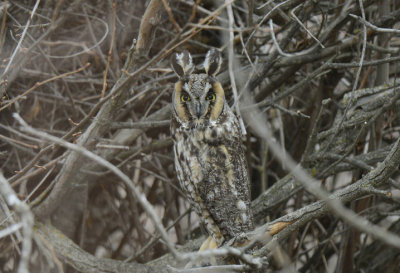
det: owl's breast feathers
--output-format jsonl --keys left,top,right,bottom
{"left": 172, "top": 111, "right": 254, "bottom": 245}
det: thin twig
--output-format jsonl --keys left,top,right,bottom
{"left": 290, "top": 4, "right": 325, "bottom": 48}
{"left": 44, "top": 13, "right": 109, "bottom": 59}
{"left": 269, "top": 19, "right": 320, "bottom": 57}
{"left": 161, "top": 0, "right": 181, "bottom": 32}
{"left": 350, "top": 14, "right": 400, "bottom": 34}
{"left": 326, "top": 55, "right": 400, "bottom": 68}
{"left": 245, "top": 0, "right": 293, "bottom": 48}
{"left": 0, "top": 172, "right": 34, "bottom": 273}
{"left": 226, "top": 0, "right": 246, "bottom": 135}
{"left": 1, "top": 0, "right": 41, "bottom": 78}
{"left": 110, "top": 119, "right": 170, "bottom": 129}
{"left": 0, "top": 63, "right": 90, "bottom": 111}
{"left": 188, "top": 0, "right": 201, "bottom": 23}
{"left": 0, "top": 0, "right": 9, "bottom": 53}
{"left": 180, "top": 245, "right": 265, "bottom": 269}
{"left": 101, "top": 0, "right": 117, "bottom": 98}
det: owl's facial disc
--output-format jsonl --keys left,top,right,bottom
{"left": 174, "top": 74, "right": 224, "bottom": 126}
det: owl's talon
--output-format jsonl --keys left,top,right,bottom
{"left": 199, "top": 236, "right": 219, "bottom": 251}
{"left": 199, "top": 236, "right": 212, "bottom": 251}
{"left": 208, "top": 237, "right": 218, "bottom": 250}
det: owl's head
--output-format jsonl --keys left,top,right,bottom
{"left": 171, "top": 49, "right": 224, "bottom": 126}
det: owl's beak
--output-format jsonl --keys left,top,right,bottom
{"left": 195, "top": 103, "right": 201, "bottom": 119}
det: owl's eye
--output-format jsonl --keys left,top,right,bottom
{"left": 181, "top": 92, "right": 191, "bottom": 102}
{"left": 206, "top": 91, "right": 216, "bottom": 101}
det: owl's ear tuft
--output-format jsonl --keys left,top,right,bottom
{"left": 171, "top": 50, "right": 194, "bottom": 78}
{"left": 204, "top": 48, "right": 222, "bottom": 76}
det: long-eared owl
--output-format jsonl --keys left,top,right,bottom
{"left": 170, "top": 49, "right": 254, "bottom": 247}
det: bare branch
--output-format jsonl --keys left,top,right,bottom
{"left": 0, "top": 172, "right": 33, "bottom": 273}
{"left": 350, "top": 14, "right": 400, "bottom": 33}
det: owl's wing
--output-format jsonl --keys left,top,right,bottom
{"left": 173, "top": 141, "right": 226, "bottom": 245}
{"left": 197, "top": 112, "right": 254, "bottom": 241}
{"left": 200, "top": 141, "right": 253, "bottom": 240}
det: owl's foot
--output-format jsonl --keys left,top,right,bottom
{"left": 199, "top": 235, "right": 218, "bottom": 251}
